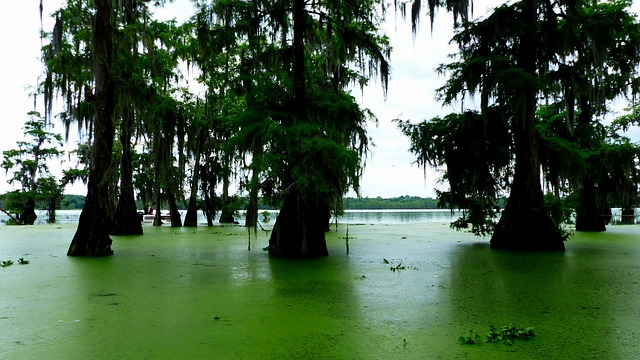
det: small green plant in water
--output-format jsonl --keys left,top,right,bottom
{"left": 1, "top": 260, "right": 14, "bottom": 268}
{"left": 460, "top": 324, "right": 534, "bottom": 346}
{"left": 18, "top": 258, "right": 29, "bottom": 265}
{"left": 459, "top": 330, "right": 482, "bottom": 345}
{"left": 486, "top": 323, "right": 535, "bottom": 345}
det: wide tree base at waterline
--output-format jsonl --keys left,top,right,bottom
{"left": 490, "top": 206, "right": 566, "bottom": 251}
{"left": 268, "top": 190, "right": 330, "bottom": 258}
{"left": 67, "top": 184, "right": 114, "bottom": 257}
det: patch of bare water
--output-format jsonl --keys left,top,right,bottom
{"left": 0, "top": 223, "right": 638, "bottom": 359}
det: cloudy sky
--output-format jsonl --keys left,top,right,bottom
{"left": 2, "top": 0, "right": 638, "bottom": 198}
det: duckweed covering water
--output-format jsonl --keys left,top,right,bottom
{"left": 1, "top": 223, "right": 639, "bottom": 359}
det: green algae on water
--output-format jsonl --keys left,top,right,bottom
{"left": 1, "top": 223, "right": 639, "bottom": 359}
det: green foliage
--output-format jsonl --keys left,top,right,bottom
{"left": 1, "top": 112, "right": 64, "bottom": 191}
{"left": 396, "top": 109, "right": 510, "bottom": 236}
{"left": 42, "top": 0, "right": 95, "bottom": 130}
{"left": 399, "top": 0, "right": 640, "bottom": 239}
{"left": 460, "top": 324, "right": 535, "bottom": 346}
{"left": 543, "top": 193, "right": 573, "bottom": 226}
{"left": 459, "top": 330, "right": 482, "bottom": 345}
{"left": 595, "top": 138, "right": 640, "bottom": 209}
{"left": 1, "top": 112, "right": 66, "bottom": 222}
{"left": 1, "top": 258, "right": 30, "bottom": 267}
{"left": 60, "top": 194, "right": 85, "bottom": 210}
{"left": 486, "top": 324, "right": 535, "bottom": 345}
{"left": 537, "top": 104, "right": 588, "bottom": 189}
{"left": 0, "top": 191, "right": 30, "bottom": 217}
{"left": 538, "top": 102, "right": 640, "bottom": 222}
{"left": 192, "top": 0, "right": 390, "bottom": 223}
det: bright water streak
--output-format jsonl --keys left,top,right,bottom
{"left": 4, "top": 208, "right": 637, "bottom": 226}
{"left": 0, "top": 209, "right": 464, "bottom": 226}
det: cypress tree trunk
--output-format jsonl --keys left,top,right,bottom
{"left": 269, "top": 190, "right": 329, "bottom": 257}
{"left": 167, "top": 192, "right": 182, "bottom": 227}
{"left": 219, "top": 165, "right": 235, "bottom": 223}
{"left": 68, "top": 0, "right": 115, "bottom": 256}
{"left": 184, "top": 148, "right": 201, "bottom": 227}
{"left": 621, "top": 206, "right": 635, "bottom": 225}
{"left": 490, "top": 0, "right": 564, "bottom": 251}
{"left": 572, "top": 91, "right": 607, "bottom": 231}
{"left": 245, "top": 188, "right": 258, "bottom": 228}
{"left": 183, "top": 195, "right": 198, "bottom": 227}
{"left": 575, "top": 177, "right": 606, "bottom": 231}
{"left": 153, "top": 194, "right": 163, "bottom": 226}
{"left": 112, "top": 107, "right": 143, "bottom": 235}
{"left": 21, "top": 197, "right": 37, "bottom": 225}
{"left": 266, "top": 0, "right": 328, "bottom": 258}
{"left": 245, "top": 164, "right": 259, "bottom": 228}
{"left": 47, "top": 196, "right": 57, "bottom": 223}
{"left": 203, "top": 173, "right": 216, "bottom": 226}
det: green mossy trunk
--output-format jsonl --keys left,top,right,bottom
{"left": 67, "top": 0, "right": 115, "bottom": 257}
{"left": 269, "top": 190, "right": 329, "bottom": 258}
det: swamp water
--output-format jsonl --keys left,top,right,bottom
{"left": 1, "top": 222, "right": 639, "bottom": 359}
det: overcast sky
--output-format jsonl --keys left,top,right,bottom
{"left": 2, "top": 0, "right": 639, "bottom": 198}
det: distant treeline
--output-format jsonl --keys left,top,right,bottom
{"left": 343, "top": 196, "right": 439, "bottom": 210}
{"left": 0, "top": 193, "right": 86, "bottom": 211}
{"left": 60, "top": 194, "right": 86, "bottom": 209}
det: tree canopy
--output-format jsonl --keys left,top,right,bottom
{"left": 398, "top": 0, "right": 640, "bottom": 248}
{"left": 6, "top": 0, "right": 640, "bottom": 257}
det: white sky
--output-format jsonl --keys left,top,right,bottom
{"left": 2, "top": 0, "right": 639, "bottom": 199}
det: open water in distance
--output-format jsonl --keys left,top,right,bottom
{"left": 1, "top": 209, "right": 463, "bottom": 226}
{"left": 1, "top": 208, "right": 638, "bottom": 226}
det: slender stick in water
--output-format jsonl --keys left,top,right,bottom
{"left": 346, "top": 223, "right": 350, "bottom": 254}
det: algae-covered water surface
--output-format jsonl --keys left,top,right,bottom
{"left": 1, "top": 223, "right": 639, "bottom": 359}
